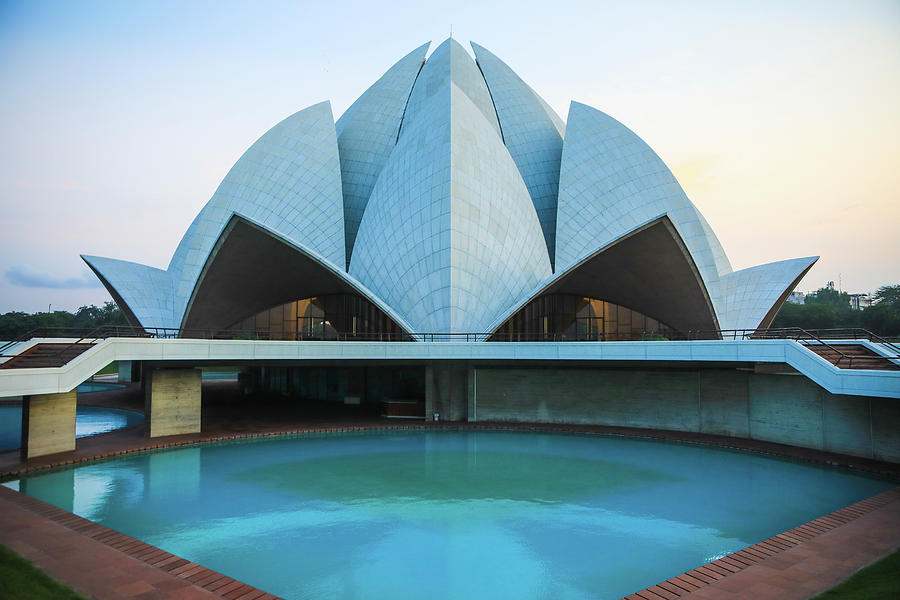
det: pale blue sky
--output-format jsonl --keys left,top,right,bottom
{"left": 1, "top": 0, "right": 899, "bottom": 312}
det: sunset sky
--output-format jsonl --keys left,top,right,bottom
{"left": 1, "top": 0, "right": 898, "bottom": 313}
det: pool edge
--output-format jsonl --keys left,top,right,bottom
{"left": 2, "top": 423, "right": 899, "bottom": 600}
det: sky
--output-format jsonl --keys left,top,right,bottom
{"left": 0, "top": 0, "right": 898, "bottom": 313}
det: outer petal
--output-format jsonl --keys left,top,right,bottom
{"left": 718, "top": 256, "right": 818, "bottom": 331}
{"left": 471, "top": 42, "right": 564, "bottom": 267}
{"left": 81, "top": 255, "right": 177, "bottom": 330}
{"left": 350, "top": 81, "right": 551, "bottom": 333}
{"left": 484, "top": 217, "right": 719, "bottom": 335}
{"left": 167, "top": 101, "right": 345, "bottom": 325}
{"left": 556, "top": 101, "right": 732, "bottom": 311}
{"left": 336, "top": 42, "right": 429, "bottom": 267}
{"left": 180, "top": 215, "right": 415, "bottom": 334}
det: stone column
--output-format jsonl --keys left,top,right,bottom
{"left": 117, "top": 360, "right": 132, "bottom": 383}
{"left": 145, "top": 369, "right": 201, "bottom": 438}
{"left": 425, "top": 362, "right": 470, "bottom": 421}
{"left": 21, "top": 391, "right": 76, "bottom": 458}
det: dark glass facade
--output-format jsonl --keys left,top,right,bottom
{"left": 491, "top": 294, "right": 675, "bottom": 341}
{"left": 228, "top": 294, "right": 410, "bottom": 340}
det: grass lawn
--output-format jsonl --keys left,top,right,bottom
{"left": 812, "top": 549, "right": 900, "bottom": 600}
{"left": 0, "top": 544, "right": 87, "bottom": 600}
{"left": 94, "top": 360, "right": 118, "bottom": 376}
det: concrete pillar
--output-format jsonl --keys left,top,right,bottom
{"left": 145, "top": 368, "right": 201, "bottom": 438}
{"left": 21, "top": 391, "right": 76, "bottom": 458}
{"left": 425, "top": 362, "right": 470, "bottom": 421}
{"left": 117, "top": 360, "right": 132, "bottom": 383}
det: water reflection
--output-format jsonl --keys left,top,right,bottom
{"left": 10, "top": 431, "right": 894, "bottom": 600}
{"left": 0, "top": 405, "right": 143, "bottom": 451}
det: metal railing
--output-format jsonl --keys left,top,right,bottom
{"left": 2, "top": 325, "right": 898, "bottom": 369}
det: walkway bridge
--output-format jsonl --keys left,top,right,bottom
{"left": 1, "top": 328, "right": 899, "bottom": 461}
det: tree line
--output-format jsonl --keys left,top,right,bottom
{"left": 0, "top": 301, "right": 128, "bottom": 340}
{"left": 771, "top": 285, "right": 900, "bottom": 336}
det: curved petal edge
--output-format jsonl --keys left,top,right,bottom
{"left": 81, "top": 255, "right": 178, "bottom": 330}
{"left": 336, "top": 41, "right": 430, "bottom": 267}
{"left": 167, "top": 101, "right": 346, "bottom": 323}
{"left": 556, "top": 101, "right": 731, "bottom": 311}
{"left": 471, "top": 41, "right": 565, "bottom": 268}
{"left": 717, "top": 256, "right": 819, "bottom": 331}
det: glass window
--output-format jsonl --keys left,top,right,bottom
{"left": 226, "top": 294, "right": 410, "bottom": 341}
{"left": 490, "top": 294, "right": 674, "bottom": 341}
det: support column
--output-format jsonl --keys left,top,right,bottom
{"left": 21, "top": 391, "right": 76, "bottom": 458}
{"left": 117, "top": 360, "right": 132, "bottom": 383}
{"left": 425, "top": 362, "right": 470, "bottom": 421}
{"left": 145, "top": 369, "right": 201, "bottom": 438}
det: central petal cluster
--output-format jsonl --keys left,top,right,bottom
{"left": 349, "top": 40, "right": 551, "bottom": 332}
{"left": 82, "top": 39, "right": 817, "bottom": 338}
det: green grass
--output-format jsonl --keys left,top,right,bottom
{"left": 94, "top": 360, "right": 118, "bottom": 376}
{"left": 0, "top": 544, "right": 87, "bottom": 600}
{"left": 812, "top": 549, "right": 900, "bottom": 600}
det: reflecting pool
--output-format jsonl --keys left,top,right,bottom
{"left": 0, "top": 405, "right": 143, "bottom": 451}
{"left": 6, "top": 431, "right": 893, "bottom": 599}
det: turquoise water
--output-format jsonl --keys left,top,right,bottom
{"left": 6, "top": 431, "right": 893, "bottom": 599}
{"left": 0, "top": 405, "right": 143, "bottom": 451}
{"left": 77, "top": 382, "right": 126, "bottom": 392}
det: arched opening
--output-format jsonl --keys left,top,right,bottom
{"left": 227, "top": 294, "right": 410, "bottom": 341}
{"left": 490, "top": 294, "right": 676, "bottom": 341}
{"left": 490, "top": 216, "right": 720, "bottom": 339}
{"left": 180, "top": 215, "right": 412, "bottom": 338}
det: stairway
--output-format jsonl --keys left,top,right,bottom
{"left": 0, "top": 343, "right": 95, "bottom": 369}
{"left": 804, "top": 343, "right": 900, "bottom": 371}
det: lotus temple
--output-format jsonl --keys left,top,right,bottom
{"left": 1, "top": 38, "right": 900, "bottom": 600}
{"left": 83, "top": 39, "right": 815, "bottom": 340}
{"left": 2, "top": 36, "right": 898, "bottom": 449}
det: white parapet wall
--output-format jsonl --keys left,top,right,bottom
{"left": 0, "top": 338, "right": 898, "bottom": 400}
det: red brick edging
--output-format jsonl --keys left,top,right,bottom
{"left": 2, "top": 423, "right": 899, "bottom": 600}
{"left": 620, "top": 486, "right": 900, "bottom": 600}
{"left": 0, "top": 485, "right": 282, "bottom": 600}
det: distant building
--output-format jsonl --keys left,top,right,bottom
{"left": 849, "top": 294, "right": 870, "bottom": 311}
{"left": 787, "top": 291, "right": 806, "bottom": 305}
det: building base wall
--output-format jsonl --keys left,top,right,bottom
{"left": 473, "top": 367, "right": 900, "bottom": 463}
{"left": 145, "top": 369, "right": 201, "bottom": 438}
{"left": 426, "top": 363, "right": 471, "bottom": 421}
{"left": 21, "top": 391, "right": 76, "bottom": 458}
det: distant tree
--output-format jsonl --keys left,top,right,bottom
{"left": 805, "top": 286, "right": 851, "bottom": 311}
{"left": 872, "top": 285, "right": 900, "bottom": 310}
{"left": 29, "top": 310, "right": 70, "bottom": 331}
{"left": 70, "top": 302, "right": 126, "bottom": 329}
{"left": 772, "top": 301, "right": 837, "bottom": 330}
{"left": 861, "top": 303, "right": 900, "bottom": 337}
{"left": 862, "top": 285, "right": 900, "bottom": 336}
{"left": 0, "top": 301, "right": 127, "bottom": 340}
{"left": 0, "top": 312, "right": 35, "bottom": 340}
{"left": 773, "top": 284, "right": 900, "bottom": 337}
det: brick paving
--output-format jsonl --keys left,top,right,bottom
{"left": 621, "top": 487, "right": 900, "bottom": 600}
{"left": 1, "top": 380, "right": 899, "bottom": 599}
